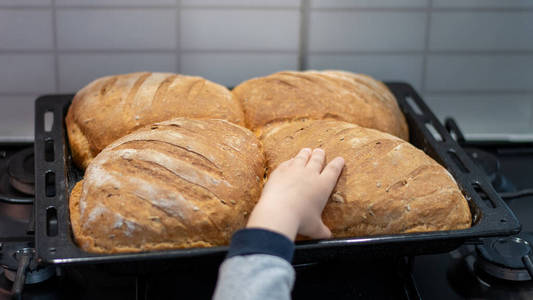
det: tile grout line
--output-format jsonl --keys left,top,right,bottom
{"left": 1, "top": 5, "right": 532, "bottom": 11}
{"left": 2, "top": 49, "right": 533, "bottom": 55}
{"left": 297, "top": 0, "right": 310, "bottom": 71}
{"left": 176, "top": 0, "right": 181, "bottom": 73}
{"left": 51, "top": 0, "right": 60, "bottom": 93}
{"left": 421, "top": 0, "right": 432, "bottom": 95}
{"left": 308, "top": 6, "right": 533, "bottom": 12}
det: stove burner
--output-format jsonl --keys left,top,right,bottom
{"left": 7, "top": 147, "right": 34, "bottom": 195}
{"left": 3, "top": 266, "right": 55, "bottom": 285}
{"left": 465, "top": 148, "right": 516, "bottom": 193}
{"left": 476, "top": 233, "right": 533, "bottom": 281}
{"left": 0, "top": 147, "right": 33, "bottom": 204}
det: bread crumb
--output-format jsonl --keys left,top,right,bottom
{"left": 406, "top": 205, "right": 411, "bottom": 212}
{"left": 332, "top": 192, "right": 344, "bottom": 203}
{"left": 193, "top": 206, "right": 199, "bottom": 212}
{"left": 376, "top": 182, "right": 382, "bottom": 188}
{"left": 230, "top": 200, "right": 236, "bottom": 205}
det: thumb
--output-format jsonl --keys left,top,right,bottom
{"left": 309, "top": 220, "right": 332, "bottom": 240}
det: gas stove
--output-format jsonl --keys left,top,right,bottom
{"left": 1, "top": 120, "right": 533, "bottom": 300}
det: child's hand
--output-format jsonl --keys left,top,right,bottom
{"left": 247, "top": 148, "right": 345, "bottom": 241}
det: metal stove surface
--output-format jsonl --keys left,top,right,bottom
{"left": 413, "top": 142, "right": 533, "bottom": 299}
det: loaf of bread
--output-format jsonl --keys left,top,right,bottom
{"left": 66, "top": 72, "right": 245, "bottom": 169}
{"left": 260, "top": 119, "right": 471, "bottom": 237}
{"left": 232, "top": 70, "right": 409, "bottom": 140}
{"left": 69, "top": 118, "right": 264, "bottom": 253}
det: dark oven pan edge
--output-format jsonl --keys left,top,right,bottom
{"left": 33, "top": 83, "right": 520, "bottom": 266}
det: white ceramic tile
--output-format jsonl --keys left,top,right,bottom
{"left": 56, "top": 10, "right": 176, "bottom": 50}
{"left": 433, "top": 0, "right": 533, "bottom": 8}
{"left": 0, "top": 0, "right": 51, "bottom": 6}
{"left": 311, "top": 0, "right": 428, "bottom": 8}
{"left": 58, "top": 53, "right": 176, "bottom": 92}
{"left": 0, "top": 54, "right": 55, "bottom": 93}
{"left": 180, "top": 53, "right": 298, "bottom": 87}
{"left": 0, "top": 10, "right": 53, "bottom": 50}
{"left": 55, "top": 0, "right": 175, "bottom": 6}
{"left": 425, "top": 94, "right": 532, "bottom": 137}
{"left": 181, "top": 0, "right": 299, "bottom": 7}
{"left": 0, "top": 96, "right": 35, "bottom": 141}
{"left": 180, "top": 9, "right": 299, "bottom": 51}
{"left": 426, "top": 55, "right": 533, "bottom": 92}
{"left": 308, "top": 54, "right": 423, "bottom": 90}
{"left": 430, "top": 12, "right": 533, "bottom": 51}
{"left": 309, "top": 11, "right": 426, "bottom": 52}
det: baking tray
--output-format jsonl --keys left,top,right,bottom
{"left": 33, "top": 83, "right": 520, "bottom": 266}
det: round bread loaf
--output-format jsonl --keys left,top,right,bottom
{"left": 66, "top": 72, "right": 245, "bottom": 169}
{"left": 69, "top": 118, "right": 264, "bottom": 253}
{"left": 260, "top": 119, "right": 471, "bottom": 237}
{"left": 232, "top": 70, "right": 408, "bottom": 140}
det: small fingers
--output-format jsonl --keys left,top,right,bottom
{"left": 292, "top": 148, "right": 312, "bottom": 167}
{"left": 321, "top": 157, "right": 345, "bottom": 183}
{"left": 306, "top": 148, "right": 326, "bottom": 172}
{"left": 277, "top": 158, "right": 294, "bottom": 170}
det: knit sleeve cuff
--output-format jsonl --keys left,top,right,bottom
{"left": 226, "top": 228, "right": 295, "bottom": 263}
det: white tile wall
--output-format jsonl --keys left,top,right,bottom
{"left": 0, "top": 1, "right": 532, "bottom": 140}
{"left": 181, "top": 0, "right": 300, "bottom": 8}
{"left": 430, "top": 12, "right": 533, "bottom": 51}
{"left": 58, "top": 53, "right": 177, "bottom": 93}
{"left": 309, "top": 11, "right": 426, "bottom": 52}
{"left": 180, "top": 9, "right": 299, "bottom": 51}
{"left": 0, "top": 54, "right": 55, "bottom": 93}
{"left": 0, "top": 0, "right": 51, "bottom": 6}
{"left": 308, "top": 54, "right": 423, "bottom": 90}
{"left": 0, "top": 10, "right": 53, "bottom": 50}
{"left": 426, "top": 55, "right": 533, "bottom": 92}
{"left": 55, "top": 0, "right": 175, "bottom": 6}
{"left": 433, "top": 0, "right": 533, "bottom": 8}
{"left": 181, "top": 53, "right": 298, "bottom": 87}
{"left": 56, "top": 10, "right": 176, "bottom": 50}
{"left": 0, "top": 96, "right": 35, "bottom": 141}
{"left": 311, "top": 0, "right": 428, "bottom": 8}
{"left": 426, "top": 94, "right": 533, "bottom": 140}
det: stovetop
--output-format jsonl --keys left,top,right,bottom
{"left": 1, "top": 139, "right": 533, "bottom": 300}
{"left": 413, "top": 142, "right": 533, "bottom": 300}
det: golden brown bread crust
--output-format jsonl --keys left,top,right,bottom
{"left": 69, "top": 118, "right": 264, "bottom": 253}
{"left": 232, "top": 70, "right": 409, "bottom": 140}
{"left": 66, "top": 72, "right": 245, "bottom": 169}
{"left": 260, "top": 119, "right": 471, "bottom": 237}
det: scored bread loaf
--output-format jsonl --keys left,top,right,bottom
{"left": 69, "top": 118, "right": 264, "bottom": 253}
{"left": 232, "top": 70, "right": 409, "bottom": 140}
{"left": 66, "top": 72, "right": 245, "bottom": 169}
{"left": 260, "top": 119, "right": 471, "bottom": 237}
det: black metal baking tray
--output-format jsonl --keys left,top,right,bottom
{"left": 33, "top": 83, "right": 520, "bottom": 266}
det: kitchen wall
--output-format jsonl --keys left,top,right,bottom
{"left": 0, "top": 0, "right": 532, "bottom": 141}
